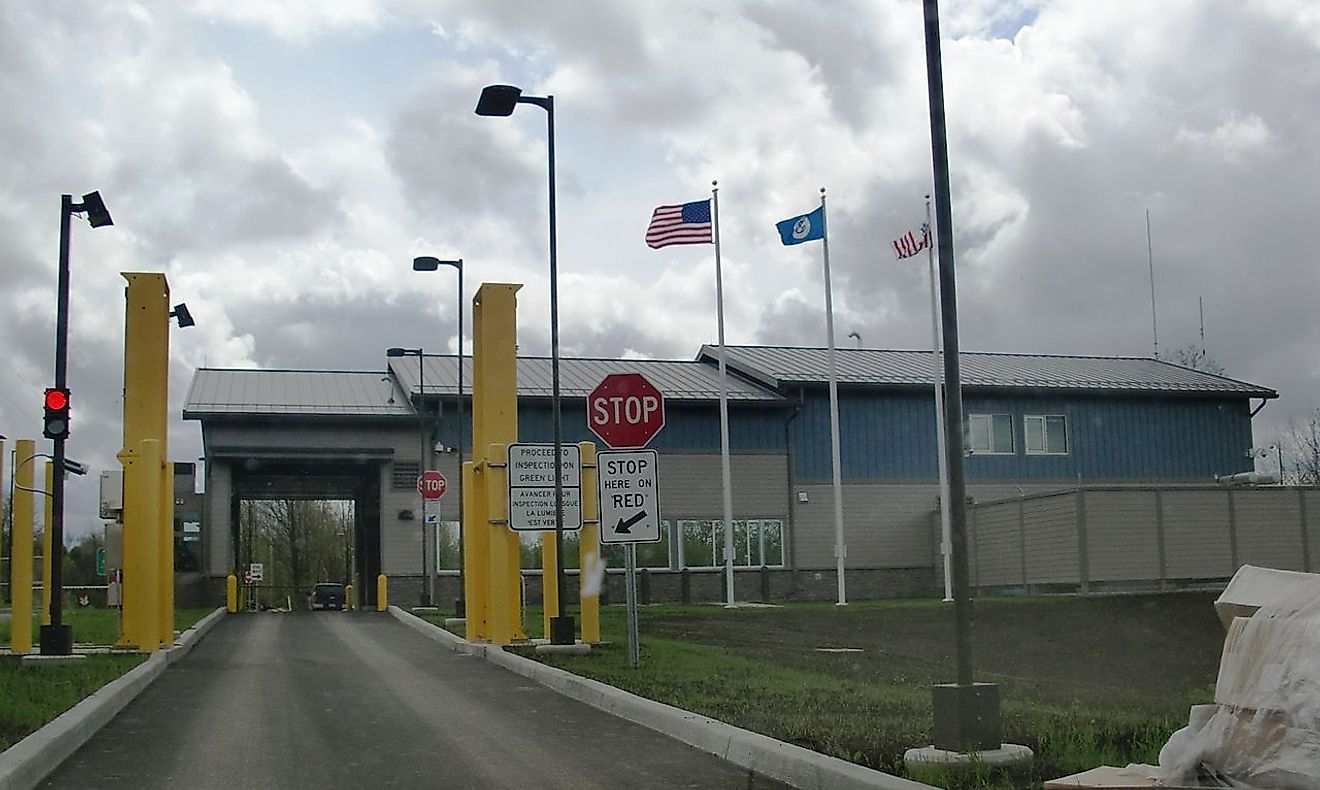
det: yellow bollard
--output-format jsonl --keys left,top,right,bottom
{"left": 579, "top": 441, "right": 601, "bottom": 645}
{"left": 376, "top": 574, "right": 388, "bottom": 612}
{"left": 11, "top": 440, "right": 36, "bottom": 654}
{"left": 42, "top": 461, "right": 53, "bottom": 626}
{"left": 345, "top": 584, "right": 354, "bottom": 611}
{"left": 463, "top": 460, "right": 489, "bottom": 641}
{"left": 226, "top": 574, "right": 238, "bottom": 613}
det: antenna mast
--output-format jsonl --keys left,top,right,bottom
{"left": 1146, "top": 209, "right": 1158, "bottom": 358}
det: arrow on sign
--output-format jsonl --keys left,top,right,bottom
{"left": 615, "top": 510, "right": 648, "bottom": 535}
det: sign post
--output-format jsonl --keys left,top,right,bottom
{"left": 417, "top": 471, "right": 447, "bottom": 605}
{"left": 588, "top": 372, "right": 665, "bottom": 668}
{"left": 598, "top": 448, "right": 661, "bottom": 668}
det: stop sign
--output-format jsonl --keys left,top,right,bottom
{"left": 588, "top": 373, "right": 665, "bottom": 448}
{"left": 417, "top": 470, "right": 447, "bottom": 500}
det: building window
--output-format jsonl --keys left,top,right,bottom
{"left": 601, "top": 520, "right": 674, "bottom": 570}
{"left": 391, "top": 462, "right": 420, "bottom": 490}
{"left": 1025, "top": 415, "right": 1069, "bottom": 455}
{"left": 677, "top": 519, "right": 784, "bottom": 569}
{"left": 968, "top": 414, "right": 1014, "bottom": 454}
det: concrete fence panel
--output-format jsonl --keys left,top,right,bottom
{"left": 1161, "top": 489, "right": 1235, "bottom": 580}
{"left": 1233, "top": 489, "right": 1306, "bottom": 571}
{"left": 1084, "top": 490, "right": 1161, "bottom": 583}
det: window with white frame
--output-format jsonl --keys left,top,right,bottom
{"left": 601, "top": 520, "right": 674, "bottom": 570}
{"left": 967, "top": 413, "right": 1014, "bottom": 454}
{"left": 1024, "top": 414, "right": 1069, "bottom": 455}
{"left": 677, "top": 519, "right": 785, "bottom": 569}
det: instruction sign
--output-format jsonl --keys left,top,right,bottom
{"left": 598, "top": 449, "right": 661, "bottom": 544}
{"left": 507, "top": 443, "right": 582, "bottom": 531}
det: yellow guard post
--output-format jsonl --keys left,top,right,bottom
{"left": 578, "top": 441, "right": 601, "bottom": 644}
{"left": 10, "top": 439, "right": 36, "bottom": 654}
{"left": 119, "top": 273, "right": 173, "bottom": 649}
{"left": 465, "top": 284, "right": 525, "bottom": 645}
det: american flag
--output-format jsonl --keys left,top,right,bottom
{"left": 892, "top": 223, "right": 931, "bottom": 260}
{"left": 646, "top": 200, "right": 713, "bottom": 249}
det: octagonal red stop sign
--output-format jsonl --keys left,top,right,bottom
{"left": 588, "top": 373, "right": 665, "bottom": 448}
{"left": 417, "top": 470, "right": 447, "bottom": 500}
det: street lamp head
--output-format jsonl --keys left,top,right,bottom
{"left": 386, "top": 347, "right": 408, "bottom": 357}
{"left": 475, "top": 84, "right": 522, "bottom": 116}
{"left": 170, "top": 303, "right": 195, "bottom": 328}
{"left": 413, "top": 256, "right": 462, "bottom": 272}
{"left": 80, "top": 191, "right": 113, "bottom": 228}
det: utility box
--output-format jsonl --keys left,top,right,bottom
{"left": 99, "top": 470, "right": 124, "bottom": 518}
{"left": 105, "top": 520, "right": 124, "bottom": 608}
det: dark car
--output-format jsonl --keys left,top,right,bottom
{"left": 309, "top": 583, "right": 346, "bottom": 611}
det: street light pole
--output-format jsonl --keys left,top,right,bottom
{"left": 476, "top": 84, "right": 572, "bottom": 645}
{"left": 387, "top": 346, "right": 429, "bottom": 605}
{"left": 414, "top": 256, "right": 465, "bottom": 617}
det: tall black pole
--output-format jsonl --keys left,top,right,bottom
{"left": 418, "top": 349, "right": 429, "bottom": 606}
{"left": 922, "top": 0, "right": 973, "bottom": 687}
{"left": 545, "top": 96, "right": 572, "bottom": 644}
{"left": 455, "top": 262, "right": 465, "bottom": 616}
{"left": 46, "top": 195, "right": 73, "bottom": 653}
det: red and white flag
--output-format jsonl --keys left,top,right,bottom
{"left": 892, "top": 223, "right": 931, "bottom": 260}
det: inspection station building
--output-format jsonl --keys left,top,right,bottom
{"left": 183, "top": 344, "right": 1286, "bottom": 605}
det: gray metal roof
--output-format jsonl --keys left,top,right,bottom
{"left": 387, "top": 355, "right": 784, "bottom": 403}
{"left": 184, "top": 369, "right": 413, "bottom": 418}
{"left": 699, "top": 345, "right": 1277, "bottom": 398}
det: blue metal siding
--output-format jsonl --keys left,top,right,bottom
{"left": 792, "top": 388, "right": 1255, "bottom": 482}
{"left": 513, "top": 400, "right": 787, "bottom": 452}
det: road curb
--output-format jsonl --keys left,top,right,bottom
{"left": 388, "top": 606, "right": 935, "bottom": 790}
{"left": 0, "top": 607, "right": 227, "bottom": 790}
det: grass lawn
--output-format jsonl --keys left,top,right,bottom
{"left": 1, "top": 606, "right": 214, "bottom": 649}
{"left": 0, "top": 606, "right": 216, "bottom": 753}
{"left": 424, "top": 592, "right": 1224, "bottom": 789}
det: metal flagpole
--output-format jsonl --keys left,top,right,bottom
{"left": 926, "top": 195, "right": 954, "bottom": 602}
{"left": 712, "top": 180, "right": 736, "bottom": 606}
{"left": 818, "top": 188, "right": 847, "bottom": 606}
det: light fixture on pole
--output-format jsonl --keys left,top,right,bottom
{"left": 43, "top": 190, "right": 113, "bottom": 656}
{"left": 476, "top": 83, "right": 574, "bottom": 645}
{"left": 387, "top": 345, "right": 432, "bottom": 606}
{"left": 413, "top": 256, "right": 465, "bottom": 617}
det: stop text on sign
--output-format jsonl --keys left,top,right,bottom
{"left": 592, "top": 394, "right": 661, "bottom": 427}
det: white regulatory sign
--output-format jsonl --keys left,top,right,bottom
{"left": 507, "top": 443, "right": 582, "bottom": 531}
{"left": 598, "top": 449, "right": 661, "bottom": 544}
{"left": 248, "top": 562, "right": 264, "bottom": 582}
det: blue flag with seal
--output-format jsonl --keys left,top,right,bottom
{"left": 776, "top": 206, "right": 825, "bottom": 245}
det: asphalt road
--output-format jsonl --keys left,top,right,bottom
{"left": 42, "top": 611, "right": 790, "bottom": 789}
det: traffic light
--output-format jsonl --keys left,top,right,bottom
{"left": 43, "top": 387, "right": 71, "bottom": 440}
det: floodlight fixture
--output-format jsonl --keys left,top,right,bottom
{"left": 475, "top": 84, "right": 523, "bottom": 116}
{"left": 79, "top": 191, "right": 113, "bottom": 228}
{"left": 170, "top": 303, "right": 195, "bottom": 328}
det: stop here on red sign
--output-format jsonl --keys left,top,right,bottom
{"left": 587, "top": 372, "right": 665, "bottom": 448}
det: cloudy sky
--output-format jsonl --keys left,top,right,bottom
{"left": 3, "top": 0, "right": 1319, "bottom": 540}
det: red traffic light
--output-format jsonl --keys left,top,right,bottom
{"left": 45, "top": 388, "right": 69, "bottom": 411}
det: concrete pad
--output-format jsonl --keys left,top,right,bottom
{"left": 19, "top": 655, "right": 88, "bottom": 667}
{"left": 903, "top": 743, "right": 1032, "bottom": 769}
{"left": 443, "top": 617, "right": 465, "bottom": 628}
